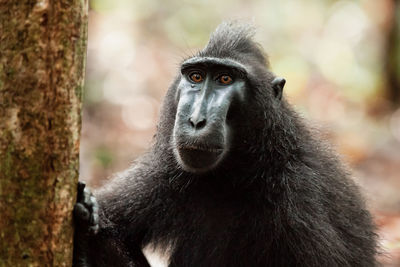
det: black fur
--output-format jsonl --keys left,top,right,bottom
{"left": 75, "top": 22, "right": 378, "bottom": 267}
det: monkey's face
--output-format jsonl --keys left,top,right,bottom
{"left": 172, "top": 57, "right": 247, "bottom": 173}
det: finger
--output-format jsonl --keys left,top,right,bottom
{"left": 90, "top": 213, "right": 99, "bottom": 226}
{"left": 89, "top": 224, "right": 99, "bottom": 235}
{"left": 77, "top": 181, "right": 86, "bottom": 203}
{"left": 83, "top": 187, "right": 92, "bottom": 207}
{"left": 92, "top": 203, "right": 99, "bottom": 215}
{"left": 74, "top": 203, "right": 90, "bottom": 221}
{"left": 89, "top": 195, "right": 98, "bottom": 210}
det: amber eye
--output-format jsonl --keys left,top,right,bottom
{"left": 219, "top": 75, "right": 233, "bottom": 85}
{"left": 189, "top": 73, "right": 204, "bottom": 83}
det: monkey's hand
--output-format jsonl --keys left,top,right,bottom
{"left": 74, "top": 181, "right": 99, "bottom": 234}
{"left": 73, "top": 181, "right": 99, "bottom": 267}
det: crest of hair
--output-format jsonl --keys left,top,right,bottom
{"left": 199, "top": 21, "right": 269, "bottom": 67}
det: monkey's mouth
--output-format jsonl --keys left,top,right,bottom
{"left": 182, "top": 145, "right": 223, "bottom": 153}
{"left": 176, "top": 144, "right": 224, "bottom": 172}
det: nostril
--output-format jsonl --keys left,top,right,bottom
{"left": 196, "top": 118, "right": 206, "bottom": 129}
{"left": 189, "top": 117, "right": 206, "bottom": 129}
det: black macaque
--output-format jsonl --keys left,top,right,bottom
{"left": 73, "top": 22, "right": 378, "bottom": 267}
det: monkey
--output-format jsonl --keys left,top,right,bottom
{"left": 73, "top": 22, "right": 378, "bottom": 267}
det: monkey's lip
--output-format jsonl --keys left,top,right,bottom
{"left": 179, "top": 145, "right": 223, "bottom": 154}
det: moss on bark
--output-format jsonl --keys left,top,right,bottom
{"left": 0, "top": 1, "right": 88, "bottom": 266}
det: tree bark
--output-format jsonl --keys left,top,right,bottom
{"left": 0, "top": 1, "right": 88, "bottom": 266}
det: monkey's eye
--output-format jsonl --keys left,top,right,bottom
{"left": 218, "top": 75, "right": 233, "bottom": 85}
{"left": 189, "top": 72, "right": 204, "bottom": 83}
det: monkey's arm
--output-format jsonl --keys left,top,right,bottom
{"left": 73, "top": 182, "right": 150, "bottom": 267}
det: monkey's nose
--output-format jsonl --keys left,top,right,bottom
{"left": 189, "top": 116, "right": 206, "bottom": 130}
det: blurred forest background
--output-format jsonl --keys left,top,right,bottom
{"left": 80, "top": 0, "right": 400, "bottom": 265}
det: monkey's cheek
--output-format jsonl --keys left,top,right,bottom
{"left": 176, "top": 148, "right": 223, "bottom": 172}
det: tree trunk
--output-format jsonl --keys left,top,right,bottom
{"left": 0, "top": 1, "right": 88, "bottom": 266}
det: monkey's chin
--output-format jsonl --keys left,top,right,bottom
{"left": 175, "top": 147, "right": 224, "bottom": 173}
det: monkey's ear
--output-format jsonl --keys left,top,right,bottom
{"left": 272, "top": 77, "right": 286, "bottom": 100}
